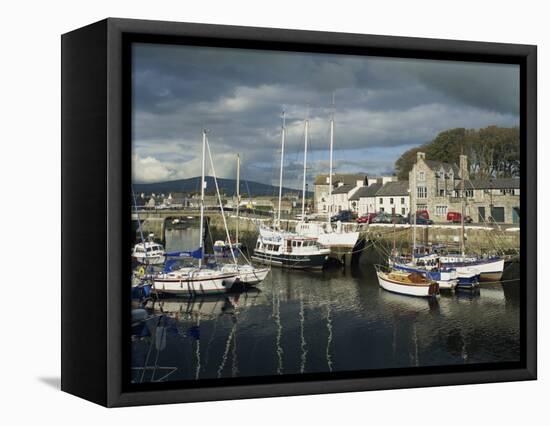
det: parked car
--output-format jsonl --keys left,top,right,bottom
{"left": 356, "top": 212, "right": 377, "bottom": 224}
{"left": 372, "top": 212, "right": 393, "bottom": 224}
{"left": 393, "top": 214, "right": 408, "bottom": 224}
{"left": 331, "top": 210, "right": 354, "bottom": 222}
{"left": 413, "top": 216, "right": 434, "bottom": 225}
{"left": 416, "top": 209, "right": 430, "bottom": 220}
{"left": 447, "top": 211, "right": 473, "bottom": 223}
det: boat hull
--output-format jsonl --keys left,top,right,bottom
{"left": 133, "top": 255, "right": 166, "bottom": 265}
{"left": 377, "top": 271, "right": 438, "bottom": 297}
{"left": 251, "top": 250, "right": 328, "bottom": 269}
{"left": 152, "top": 273, "right": 238, "bottom": 296}
{"left": 221, "top": 266, "right": 270, "bottom": 286}
{"left": 440, "top": 257, "right": 504, "bottom": 282}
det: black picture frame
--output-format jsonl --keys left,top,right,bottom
{"left": 61, "top": 17, "right": 537, "bottom": 407}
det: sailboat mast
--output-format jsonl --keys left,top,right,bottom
{"left": 301, "top": 118, "right": 309, "bottom": 219}
{"left": 328, "top": 97, "right": 334, "bottom": 226}
{"left": 460, "top": 161, "right": 465, "bottom": 256}
{"left": 236, "top": 154, "right": 240, "bottom": 244}
{"left": 412, "top": 168, "right": 417, "bottom": 259}
{"left": 277, "top": 111, "right": 286, "bottom": 227}
{"left": 199, "top": 129, "right": 206, "bottom": 268}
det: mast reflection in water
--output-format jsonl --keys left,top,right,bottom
{"left": 130, "top": 228, "right": 520, "bottom": 384}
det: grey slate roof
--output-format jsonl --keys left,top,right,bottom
{"left": 332, "top": 184, "right": 355, "bottom": 195}
{"left": 314, "top": 173, "right": 368, "bottom": 186}
{"left": 376, "top": 181, "right": 410, "bottom": 196}
{"left": 457, "top": 178, "right": 520, "bottom": 190}
{"left": 424, "top": 160, "right": 460, "bottom": 175}
{"left": 349, "top": 183, "right": 383, "bottom": 200}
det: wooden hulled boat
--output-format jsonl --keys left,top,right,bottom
{"left": 376, "top": 266, "right": 439, "bottom": 297}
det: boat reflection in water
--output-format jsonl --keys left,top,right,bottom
{"left": 130, "top": 229, "right": 521, "bottom": 383}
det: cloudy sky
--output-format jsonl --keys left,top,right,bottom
{"left": 132, "top": 43, "right": 519, "bottom": 189}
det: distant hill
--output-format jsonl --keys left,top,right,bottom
{"left": 134, "top": 176, "right": 310, "bottom": 197}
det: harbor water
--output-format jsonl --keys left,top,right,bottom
{"left": 130, "top": 226, "right": 521, "bottom": 384}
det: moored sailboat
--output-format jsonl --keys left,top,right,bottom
{"left": 376, "top": 265, "right": 439, "bottom": 297}
{"left": 153, "top": 130, "right": 238, "bottom": 296}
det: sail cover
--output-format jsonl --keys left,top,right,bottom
{"left": 165, "top": 248, "right": 203, "bottom": 259}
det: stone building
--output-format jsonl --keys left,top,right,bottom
{"left": 458, "top": 178, "right": 520, "bottom": 224}
{"left": 409, "top": 152, "right": 520, "bottom": 224}
{"left": 376, "top": 181, "right": 410, "bottom": 216}
{"left": 314, "top": 173, "right": 368, "bottom": 213}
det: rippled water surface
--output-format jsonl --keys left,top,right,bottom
{"left": 130, "top": 227, "right": 521, "bottom": 384}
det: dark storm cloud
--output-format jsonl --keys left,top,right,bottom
{"left": 132, "top": 43, "right": 519, "bottom": 185}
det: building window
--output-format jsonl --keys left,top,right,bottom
{"left": 500, "top": 189, "right": 516, "bottom": 195}
{"left": 400, "top": 197, "right": 405, "bottom": 204}
{"left": 417, "top": 187, "right": 427, "bottom": 198}
{"left": 380, "top": 207, "right": 385, "bottom": 212}
{"left": 379, "top": 197, "right": 383, "bottom": 204}
{"left": 417, "top": 204, "right": 427, "bottom": 211}
{"left": 401, "top": 208, "right": 406, "bottom": 215}
{"left": 390, "top": 198, "right": 394, "bottom": 204}
{"left": 436, "top": 205, "right": 448, "bottom": 216}
{"left": 418, "top": 171, "right": 425, "bottom": 181}
{"left": 439, "top": 189, "right": 445, "bottom": 196}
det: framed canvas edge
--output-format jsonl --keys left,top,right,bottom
{"left": 99, "top": 18, "right": 536, "bottom": 407}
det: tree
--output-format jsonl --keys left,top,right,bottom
{"left": 394, "top": 126, "right": 519, "bottom": 180}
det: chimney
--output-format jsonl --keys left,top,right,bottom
{"left": 416, "top": 152, "right": 426, "bottom": 161}
{"left": 459, "top": 154, "right": 469, "bottom": 180}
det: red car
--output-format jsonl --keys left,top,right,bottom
{"left": 356, "top": 212, "right": 377, "bottom": 224}
{"left": 447, "top": 211, "right": 473, "bottom": 223}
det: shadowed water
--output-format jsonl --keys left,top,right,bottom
{"left": 130, "top": 227, "right": 520, "bottom": 384}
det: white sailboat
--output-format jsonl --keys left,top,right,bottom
{"left": 295, "top": 98, "right": 359, "bottom": 249}
{"left": 153, "top": 130, "right": 238, "bottom": 296}
{"left": 205, "top": 148, "right": 270, "bottom": 286}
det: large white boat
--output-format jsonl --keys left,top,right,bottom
{"left": 132, "top": 240, "right": 166, "bottom": 265}
{"left": 376, "top": 266, "right": 439, "bottom": 297}
{"left": 294, "top": 98, "right": 359, "bottom": 250}
{"left": 296, "top": 221, "right": 359, "bottom": 249}
{"left": 252, "top": 226, "right": 330, "bottom": 269}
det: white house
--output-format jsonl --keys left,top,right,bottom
{"left": 349, "top": 182, "right": 383, "bottom": 216}
{"left": 314, "top": 174, "right": 368, "bottom": 214}
{"left": 330, "top": 182, "right": 364, "bottom": 213}
{"left": 376, "top": 181, "right": 410, "bottom": 216}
